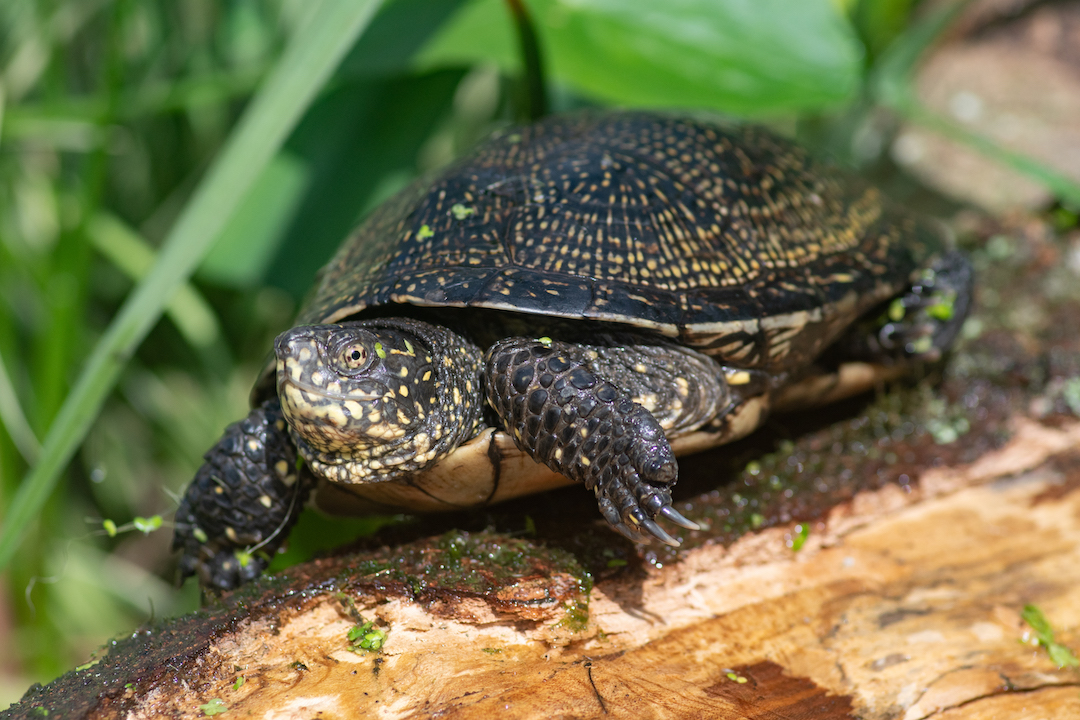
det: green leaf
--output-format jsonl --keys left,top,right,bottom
{"left": 1048, "top": 643, "right": 1080, "bottom": 669}
{"left": 337, "top": 0, "right": 470, "bottom": 77}
{"left": 421, "top": 0, "right": 863, "bottom": 115}
{"left": 0, "top": 0, "right": 386, "bottom": 574}
{"left": 132, "top": 515, "right": 163, "bottom": 534}
{"left": 200, "top": 698, "right": 228, "bottom": 716}
{"left": 199, "top": 153, "right": 311, "bottom": 287}
{"left": 1021, "top": 604, "right": 1080, "bottom": 668}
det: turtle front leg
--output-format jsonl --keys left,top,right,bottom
{"left": 485, "top": 338, "right": 704, "bottom": 545}
{"left": 173, "top": 400, "right": 312, "bottom": 589}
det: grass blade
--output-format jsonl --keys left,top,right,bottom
{"left": 0, "top": 0, "right": 384, "bottom": 573}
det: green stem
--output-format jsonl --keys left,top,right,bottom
{"left": 0, "top": 0, "right": 384, "bottom": 573}
{"left": 505, "top": 0, "right": 548, "bottom": 121}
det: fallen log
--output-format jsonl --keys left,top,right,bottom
{"left": 6, "top": 218, "right": 1080, "bottom": 720}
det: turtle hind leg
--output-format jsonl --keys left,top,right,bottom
{"left": 484, "top": 337, "right": 702, "bottom": 546}
{"left": 848, "top": 250, "right": 974, "bottom": 363}
{"left": 173, "top": 400, "right": 312, "bottom": 589}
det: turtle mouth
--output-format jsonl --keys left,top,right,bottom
{"left": 279, "top": 375, "right": 381, "bottom": 402}
{"left": 276, "top": 365, "right": 382, "bottom": 403}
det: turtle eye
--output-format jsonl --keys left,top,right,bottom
{"left": 328, "top": 330, "right": 377, "bottom": 375}
{"left": 341, "top": 344, "right": 367, "bottom": 369}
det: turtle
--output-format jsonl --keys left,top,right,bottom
{"left": 173, "top": 111, "right": 972, "bottom": 589}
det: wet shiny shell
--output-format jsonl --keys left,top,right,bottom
{"left": 297, "top": 111, "right": 938, "bottom": 373}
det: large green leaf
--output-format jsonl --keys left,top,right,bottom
{"left": 420, "top": 0, "right": 863, "bottom": 115}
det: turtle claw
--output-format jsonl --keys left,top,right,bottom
{"left": 659, "top": 505, "right": 700, "bottom": 531}
{"left": 611, "top": 520, "right": 642, "bottom": 544}
{"left": 640, "top": 516, "right": 681, "bottom": 547}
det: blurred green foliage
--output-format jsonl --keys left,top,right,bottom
{"left": 0, "top": 0, "right": 1067, "bottom": 707}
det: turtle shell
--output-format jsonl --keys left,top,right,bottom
{"left": 295, "top": 111, "right": 938, "bottom": 373}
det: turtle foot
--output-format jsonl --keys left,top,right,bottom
{"left": 597, "top": 477, "right": 700, "bottom": 547}
{"left": 877, "top": 250, "right": 974, "bottom": 362}
{"left": 485, "top": 337, "right": 698, "bottom": 547}
{"left": 172, "top": 400, "right": 311, "bottom": 590}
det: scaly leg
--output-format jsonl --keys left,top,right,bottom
{"left": 484, "top": 336, "right": 726, "bottom": 544}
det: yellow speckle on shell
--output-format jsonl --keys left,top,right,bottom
{"left": 726, "top": 370, "right": 752, "bottom": 385}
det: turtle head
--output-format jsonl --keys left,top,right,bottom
{"left": 274, "top": 319, "right": 483, "bottom": 484}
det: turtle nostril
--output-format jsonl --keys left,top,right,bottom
{"left": 274, "top": 329, "right": 304, "bottom": 360}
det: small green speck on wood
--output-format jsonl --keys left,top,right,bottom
{"left": 348, "top": 620, "right": 387, "bottom": 651}
{"left": 31, "top": 706, "right": 49, "bottom": 717}
{"left": 888, "top": 297, "right": 906, "bottom": 322}
{"left": 233, "top": 676, "right": 245, "bottom": 691}
{"left": 481, "top": 647, "right": 503, "bottom": 654}
{"left": 725, "top": 672, "right": 748, "bottom": 684}
{"left": 1021, "top": 604, "right": 1080, "bottom": 668}
{"left": 200, "top": 698, "right": 228, "bottom": 716}
{"left": 788, "top": 524, "right": 810, "bottom": 551}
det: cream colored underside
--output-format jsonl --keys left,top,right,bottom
{"left": 313, "top": 360, "right": 908, "bottom": 516}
